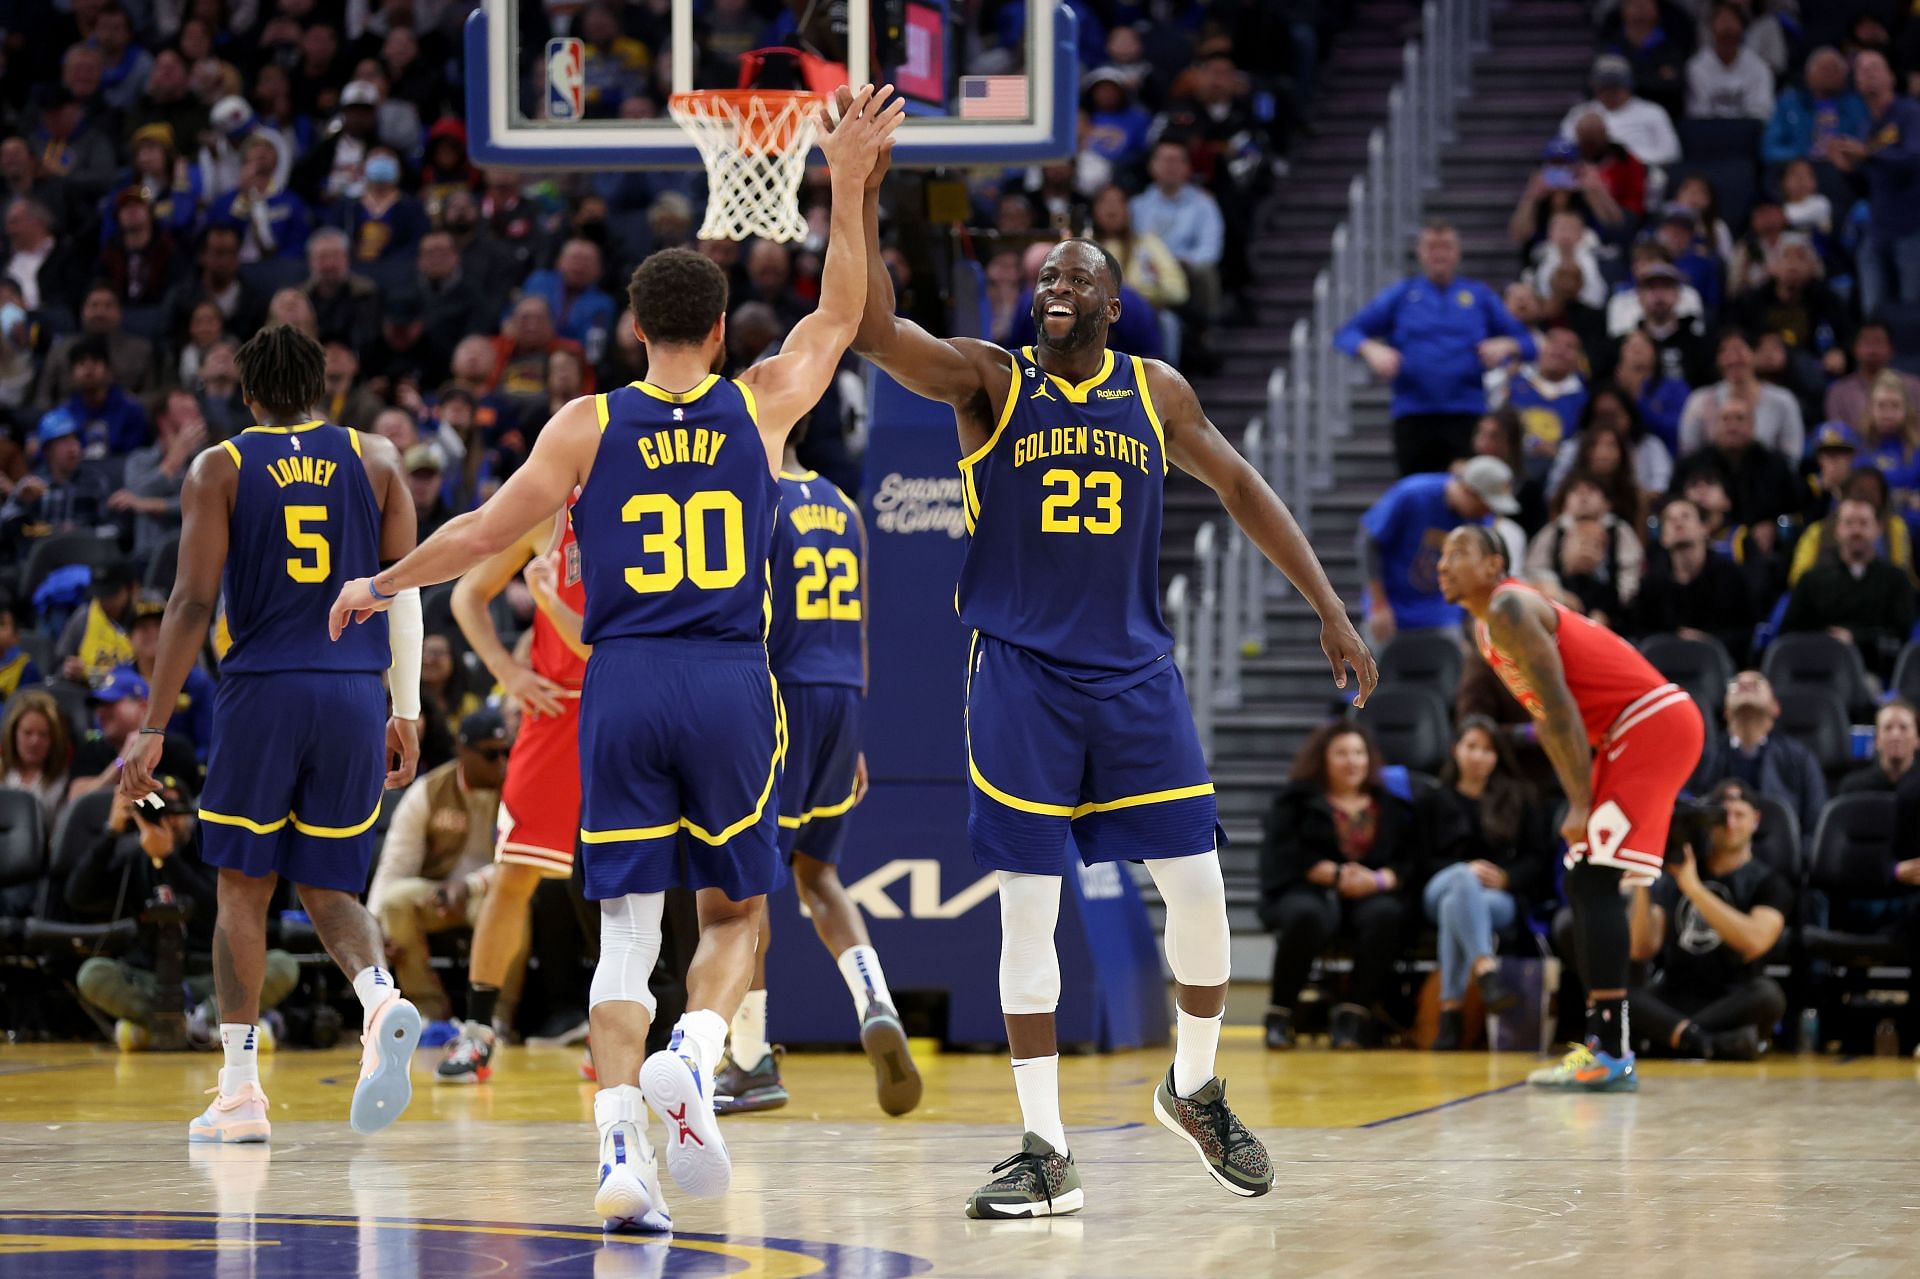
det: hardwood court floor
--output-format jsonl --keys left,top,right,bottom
{"left": 1, "top": 1031, "right": 1916, "bottom": 1277}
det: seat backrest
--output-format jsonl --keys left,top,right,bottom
{"left": 1748, "top": 792, "right": 1802, "bottom": 884}
{"left": 1893, "top": 640, "right": 1920, "bottom": 706}
{"left": 1353, "top": 688, "right": 1450, "bottom": 775}
{"left": 143, "top": 536, "right": 181, "bottom": 594}
{"left": 1640, "top": 633, "right": 1735, "bottom": 721}
{"left": 48, "top": 788, "right": 117, "bottom": 890}
{"left": 23, "top": 531, "right": 122, "bottom": 597}
{"left": 8, "top": 681, "right": 92, "bottom": 745}
{"left": 1773, "top": 687, "right": 1851, "bottom": 774}
{"left": 1762, "top": 633, "right": 1874, "bottom": 720}
{"left": 0, "top": 786, "right": 45, "bottom": 890}
{"left": 1378, "top": 633, "right": 1464, "bottom": 700}
{"left": 1807, "top": 792, "right": 1898, "bottom": 895}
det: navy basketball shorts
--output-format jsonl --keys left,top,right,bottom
{"left": 577, "top": 637, "right": 787, "bottom": 903}
{"left": 776, "top": 683, "right": 861, "bottom": 864}
{"left": 964, "top": 633, "right": 1223, "bottom": 874}
{"left": 198, "top": 671, "right": 388, "bottom": 893}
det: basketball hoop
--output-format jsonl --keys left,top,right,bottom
{"left": 669, "top": 89, "right": 823, "bottom": 244}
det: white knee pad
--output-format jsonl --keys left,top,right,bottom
{"left": 589, "top": 892, "right": 664, "bottom": 1016}
{"left": 1146, "top": 852, "right": 1231, "bottom": 988}
{"left": 997, "top": 871, "right": 1062, "bottom": 1015}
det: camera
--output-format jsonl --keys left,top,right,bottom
{"left": 1667, "top": 799, "right": 1727, "bottom": 866}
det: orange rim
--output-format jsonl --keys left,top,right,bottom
{"left": 669, "top": 90, "right": 824, "bottom": 155}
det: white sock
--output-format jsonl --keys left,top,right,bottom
{"left": 673, "top": 1008, "right": 730, "bottom": 1082}
{"left": 594, "top": 1083, "right": 644, "bottom": 1140}
{"left": 219, "top": 1023, "right": 258, "bottom": 1093}
{"left": 1010, "top": 1054, "right": 1067, "bottom": 1155}
{"left": 836, "top": 944, "right": 894, "bottom": 1018}
{"left": 1174, "top": 1008, "right": 1224, "bottom": 1097}
{"left": 730, "top": 989, "right": 769, "bottom": 1066}
{"left": 351, "top": 966, "right": 398, "bottom": 1023}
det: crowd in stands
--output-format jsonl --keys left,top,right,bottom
{"left": 1295, "top": 0, "right": 1920, "bottom": 1056}
{"left": 0, "top": 1, "right": 1354, "bottom": 1050}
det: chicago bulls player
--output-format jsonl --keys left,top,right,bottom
{"left": 439, "top": 509, "right": 590, "bottom": 1082}
{"left": 1437, "top": 525, "right": 1703, "bottom": 1092}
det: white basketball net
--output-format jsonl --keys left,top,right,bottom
{"left": 669, "top": 91, "right": 821, "bottom": 244}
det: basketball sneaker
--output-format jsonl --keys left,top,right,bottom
{"left": 436, "top": 1022, "right": 495, "bottom": 1084}
{"left": 964, "top": 1133, "right": 1083, "bottom": 1219}
{"left": 596, "top": 1119, "right": 672, "bottom": 1233}
{"left": 859, "top": 1001, "right": 922, "bottom": 1116}
{"left": 1527, "top": 1042, "right": 1638, "bottom": 1092}
{"left": 640, "top": 1034, "right": 731, "bottom": 1197}
{"left": 713, "top": 1049, "right": 789, "bottom": 1115}
{"left": 1152, "top": 1068, "right": 1273, "bottom": 1198}
{"left": 188, "top": 1079, "right": 271, "bottom": 1144}
{"left": 350, "top": 995, "right": 422, "bottom": 1134}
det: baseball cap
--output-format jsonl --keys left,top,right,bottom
{"left": 404, "top": 442, "right": 445, "bottom": 475}
{"left": 90, "top": 665, "right": 150, "bottom": 704}
{"left": 36, "top": 407, "right": 80, "bottom": 445}
{"left": 131, "top": 590, "right": 167, "bottom": 623}
{"left": 341, "top": 80, "right": 381, "bottom": 108}
{"left": 1636, "top": 260, "right": 1684, "bottom": 286}
{"left": 1811, "top": 421, "right": 1863, "bottom": 454}
{"left": 130, "top": 122, "right": 176, "bottom": 153}
{"left": 1591, "top": 54, "right": 1633, "bottom": 88}
{"left": 1658, "top": 202, "right": 1700, "bottom": 229}
{"left": 458, "top": 707, "right": 510, "bottom": 749}
{"left": 1459, "top": 455, "right": 1521, "bottom": 516}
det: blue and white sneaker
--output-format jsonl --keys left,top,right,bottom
{"left": 596, "top": 1119, "right": 671, "bottom": 1232}
{"left": 350, "top": 995, "right": 422, "bottom": 1134}
{"left": 640, "top": 1033, "right": 731, "bottom": 1197}
{"left": 1526, "top": 1042, "right": 1639, "bottom": 1092}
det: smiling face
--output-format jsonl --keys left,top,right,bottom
{"left": 1030, "top": 240, "right": 1120, "bottom": 356}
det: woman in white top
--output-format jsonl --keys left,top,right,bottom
{"left": 1546, "top": 384, "right": 1674, "bottom": 505}
{"left": 1676, "top": 330, "right": 1807, "bottom": 457}
{"left": 1, "top": 690, "right": 72, "bottom": 829}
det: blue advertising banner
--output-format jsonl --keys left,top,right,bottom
{"left": 764, "top": 371, "right": 1169, "bottom": 1051}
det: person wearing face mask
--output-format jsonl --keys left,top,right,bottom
{"left": 333, "top": 147, "right": 428, "bottom": 264}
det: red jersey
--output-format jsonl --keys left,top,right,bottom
{"left": 530, "top": 516, "right": 588, "bottom": 688}
{"left": 1475, "top": 580, "right": 1670, "bottom": 747}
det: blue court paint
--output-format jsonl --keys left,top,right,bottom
{"left": 1358, "top": 1081, "right": 1526, "bottom": 1129}
{"left": 0, "top": 1212, "right": 932, "bottom": 1278}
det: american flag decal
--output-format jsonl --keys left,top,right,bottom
{"left": 959, "top": 76, "right": 1028, "bottom": 119}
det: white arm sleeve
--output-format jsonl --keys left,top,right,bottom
{"left": 387, "top": 586, "right": 424, "bottom": 720}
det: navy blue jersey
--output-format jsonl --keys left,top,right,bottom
{"left": 219, "top": 421, "right": 388, "bottom": 675}
{"left": 768, "top": 469, "right": 866, "bottom": 690}
{"left": 957, "top": 348, "right": 1174, "bottom": 680}
{"left": 573, "top": 376, "right": 779, "bottom": 646}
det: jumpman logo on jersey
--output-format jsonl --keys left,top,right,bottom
{"left": 1030, "top": 380, "right": 1056, "bottom": 402}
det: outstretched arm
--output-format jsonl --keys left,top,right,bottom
{"left": 741, "top": 85, "right": 905, "bottom": 437}
{"left": 1484, "top": 590, "right": 1592, "bottom": 845}
{"left": 452, "top": 521, "right": 570, "bottom": 718}
{"left": 1149, "top": 360, "right": 1377, "bottom": 706}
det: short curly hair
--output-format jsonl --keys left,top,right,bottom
{"left": 627, "top": 248, "right": 730, "bottom": 347}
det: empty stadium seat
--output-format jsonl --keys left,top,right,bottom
{"left": 1762, "top": 633, "right": 1877, "bottom": 723}
{"left": 1640, "top": 632, "right": 1736, "bottom": 722}
{"left": 22, "top": 532, "right": 122, "bottom": 598}
{"left": 1377, "top": 632, "right": 1464, "bottom": 703}
{"left": 0, "top": 786, "right": 45, "bottom": 891}
{"left": 1772, "top": 687, "right": 1851, "bottom": 778}
{"left": 1350, "top": 687, "right": 1450, "bottom": 775}
{"left": 1801, "top": 793, "right": 1906, "bottom": 966}
{"left": 1891, "top": 640, "right": 1920, "bottom": 706}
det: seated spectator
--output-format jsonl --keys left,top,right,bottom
{"left": 1082, "top": 70, "right": 1153, "bottom": 176}
{"left": 1472, "top": 408, "right": 1548, "bottom": 535}
{"left": 1762, "top": 45, "right": 1869, "bottom": 167}
{"left": 1528, "top": 210, "right": 1608, "bottom": 308}
{"left": 1558, "top": 54, "right": 1681, "bottom": 168}
{"left": 1337, "top": 222, "right": 1535, "bottom": 476}
{"left": 1605, "top": 254, "right": 1707, "bottom": 368}
{"left": 1628, "top": 780, "right": 1789, "bottom": 1060}
{"left": 0, "top": 688, "right": 69, "bottom": 825}
{"left": 408, "top": 443, "right": 454, "bottom": 540}
{"left": 57, "top": 336, "right": 150, "bottom": 458}
{"left": 1728, "top": 199, "right": 1789, "bottom": 298}
{"left": 1781, "top": 497, "right": 1917, "bottom": 682}
{"left": 126, "top": 592, "right": 215, "bottom": 761}
{"left": 1778, "top": 159, "right": 1835, "bottom": 254}
{"left": 170, "top": 300, "right": 226, "bottom": 393}
{"left": 1829, "top": 52, "right": 1920, "bottom": 316}
{"left": 1496, "top": 327, "right": 1589, "bottom": 472}
{"left": 69, "top": 776, "right": 301, "bottom": 1051}
{"left": 576, "top": 0, "right": 653, "bottom": 118}
{"left": 30, "top": 86, "right": 119, "bottom": 206}
{"left": 983, "top": 249, "right": 1024, "bottom": 348}
{"left": 1259, "top": 722, "right": 1413, "bottom": 1051}
{"left": 1651, "top": 203, "right": 1724, "bottom": 318}
{"left": 125, "top": 55, "right": 208, "bottom": 173}
{"left": 1679, "top": 331, "right": 1807, "bottom": 458}
{"left": 1826, "top": 321, "right": 1920, "bottom": 433}
{"left": 3, "top": 196, "right": 86, "bottom": 321}
{"left": 1130, "top": 141, "right": 1225, "bottom": 330}
{"left": 320, "top": 341, "right": 383, "bottom": 432}
{"left": 368, "top": 709, "right": 511, "bottom": 1027}
{"left": 1525, "top": 471, "right": 1645, "bottom": 626}
{"left": 447, "top": 185, "right": 529, "bottom": 301}
{"left": 1539, "top": 261, "right": 1612, "bottom": 362}
{"left": 193, "top": 340, "right": 250, "bottom": 441}
{"left": 418, "top": 633, "right": 482, "bottom": 773}
{"left": 1595, "top": 0, "right": 1691, "bottom": 122}
{"left": 196, "top": 93, "right": 294, "bottom": 206}
{"left": 37, "top": 287, "right": 159, "bottom": 410}
{"left": 1546, "top": 389, "right": 1672, "bottom": 518}
{"left": 1794, "top": 453, "right": 1917, "bottom": 588}
{"left": 1670, "top": 173, "right": 1737, "bottom": 265}
{"left": 99, "top": 191, "right": 182, "bottom": 310}
{"left": 1509, "top": 137, "right": 1633, "bottom": 251}
{"left": 415, "top": 229, "right": 489, "bottom": 358}
{"left": 1611, "top": 330, "right": 1691, "bottom": 453}
{"left": 65, "top": 666, "right": 196, "bottom": 802}
{"left": 1416, "top": 716, "right": 1551, "bottom": 1051}
{"left": 1860, "top": 371, "right": 1920, "bottom": 488}
{"left": 1679, "top": 395, "right": 1802, "bottom": 532}
{"left": 521, "top": 238, "right": 617, "bottom": 356}
{"left": 161, "top": 225, "right": 265, "bottom": 350}
{"left": 302, "top": 228, "right": 379, "bottom": 349}
{"left": 1799, "top": 422, "right": 1867, "bottom": 523}
{"left": 1361, "top": 457, "right": 1516, "bottom": 647}
{"left": 1504, "top": 281, "right": 1549, "bottom": 351}
{"left": 209, "top": 133, "right": 311, "bottom": 263}
{"left": 1680, "top": 467, "right": 1786, "bottom": 607}
{"left": 110, "top": 387, "right": 203, "bottom": 557}
{"left": 334, "top": 147, "right": 428, "bottom": 265}
{"left": 1696, "top": 670, "right": 1827, "bottom": 837}
{"left": 1088, "top": 183, "right": 1187, "bottom": 357}
{"left": 294, "top": 78, "right": 385, "bottom": 208}
{"left": 1727, "top": 236, "right": 1850, "bottom": 385}
{"left": 1631, "top": 495, "right": 1757, "bottom": 662}
{"left": 88, "top": 5, "right": 150, "bottom": 114}
{"left": 56, "top": 560, "right": 135, "bottom": 684}
{"left": 1840, "top": 699, "right": 1918, "bottom": 794}
{"left": 489, "top": 297, "right": 587, "bottom": 401}
{"left": 360, "top": 291, "right": 438, "bottom": 396}
{"left": 1685, "top": 2, "right": 1774, "bottom": 121}
{"left": 1, "top": 410, "right": 113, "bottom": 561}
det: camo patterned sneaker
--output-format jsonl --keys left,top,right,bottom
{"left": 1152, "top": 1068, "right": 1273, "bottom": 1198}
{"left": 1527, "top": 1042, "right": 1638, "bottom": 1092}
{"left": 963, "top": 1133, "right": 1083, "bottom": 1219}
{"left": 713, "top": 1049, "right": 789, "bottom": 1115}
{"left": 436, "top": 1022, "right": 495, "bottom": 1084}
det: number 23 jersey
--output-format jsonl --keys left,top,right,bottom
{"left": 957, "top": 347, "right": 1174, "bottom": 680}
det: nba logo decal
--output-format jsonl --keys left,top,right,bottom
{"left": 547, "top": 38, "right": 585, "bottom": 121}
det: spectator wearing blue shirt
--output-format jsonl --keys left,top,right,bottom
{"left": 333, "top": 149, "right": 429, "bottom": 265}
{"left": 1761, "top": 46, "right": 1870, "bottom": 167}
{"left": 1832, "top": 52, "right": 1920, "bottom": 316}
{"left": 1, "top": 410, "right": 112, "bottom": 562}
{"left": 1335, "top": 222, "right": 1538, "bottom": 476}
{"left": 1499, "top": 328, "right": 1590, "bottom": 476}
{"left": 1129, "top": 141, "right": 1225, "bottom": 325}
{"left": 1360, "top": 456, "right": 1517, "bottom": 647}
{"left": 60, "top": 338, "right": 150, "bottom": 457}
{"left": 520, "top": 238, "right": 618, "bottom": 361}
{"left": 1652, "top": 204, "right": 1723, "bottom": 321}
{"left": 208, "top": 134, "right": 311, "bottom": 263}
{"left": 1083, "top": 71, "right": 1153, "bottom": 176}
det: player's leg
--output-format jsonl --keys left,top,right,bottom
{"left": 186, "top": 867, "right": 278, "bottom": 1143}
{"left": 715, "top": 901, "right": 785, "bottom": 1115}
{"left": 589, "top": 889, "right": 671, "bottom": 1232}
{"left": 299, "top": 882, "right": 423, "bottom": 1131}
{"left": 438, "top": 860, "right": 544, "bottom": 1083}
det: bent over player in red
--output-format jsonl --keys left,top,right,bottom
{"left": 1438, "top": 525, "right": 1704, "bottom": 1091}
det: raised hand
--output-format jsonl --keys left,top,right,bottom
{"left": 816, "top": 84, "right": 907, "bottom": 189}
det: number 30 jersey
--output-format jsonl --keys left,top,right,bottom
{"left": 573, "top": 375, "right": 779, "bottom": 646}
{"left": 767, "top": 469, "right": 866, "bottom": 690}
{"left": 219, "top": 420, "right": 388, "bottom": 675}
{"left": 957, "top": 347, "right": 1175, "bottom": 680}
